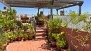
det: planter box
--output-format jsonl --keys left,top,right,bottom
{"left": 60, "top": 27, "right": 91, "bottom": 51}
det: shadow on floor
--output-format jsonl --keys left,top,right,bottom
{"left": 39, "top": 42, "right": 58, "bottom": 51}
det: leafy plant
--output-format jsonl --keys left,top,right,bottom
{"left": 47, "top": 17, "right": 62, "bottom": 33}
{"left": 16, "top": 20, "right": 23, "bottom": 28}
{"left": 56, "top": 39, "right": 67, "bottom": 49}
{"left": 61, "top": 21, "right": 68, "bottom": 28}
{"left": 52, "top": 32, "right": 67, "bottom": 49}
{"left": 23, "top": 33, "right": 28, "bottom": 38}
{"left": 82, "top": 22, "right": 91, "bottom": 32}
{"left": 0, "top": 33, "right": 8, "bottom": 51}
{"left": 16, "top": 28, "right": 23, "bottom": 37}
{"left": 8, "top": 20, "right": 16, "bottom": 31}
{"left": 5, "top": 31, "right": 14, "bottom": 39}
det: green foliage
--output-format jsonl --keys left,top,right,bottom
{"left": 0, "top": 8, "right": 17, "bottom": 29}
{"left": 48, "top": 32, "right": 56, "bottom": 42}
{"left": 23, "top": 33, "right": 28, "bottom": 38}
{"left": 52, "top": 32, "right": 67, "bottom": 48}
{"left": 23, "top": 24, "right": 29, "bottom": 29}
{"left": 56, "top": 39, "right": 67, "bottom": 49}
{"left": 61, "top": 21, "right": 68, "bottom": 28}
{"left": 38, "top": 14, "right": 45, "bottom": 21}
{"left": 79, "top": 12, "right": 89, "bottom": 22}
{"left": 47, "top": 17, "right": 62, "bottom": 33}
{"left": 82, "top": 22, "right": 91, "bottom": 32}
{"left": 0, "top": 33, "right": 8, "bottom": 51}
{"left": 48, "top": 32, "right": 67, "bottom": 48}
{"left": 15, "top": 20, "right": 23, "bottom": 28}
{"left": 69, "top": 10, "right": 78, "bottom": 24}
{"left": 7, "top": 8, "right": 16, "bottom": 20}
{"left": 5, "top": 32, "right": 13, "bottom": 39}
{"left": 69, "top": 10, "right": 78, "bottom": 19}
{"left": 5, "top": 31, "right": 16, "bottom": 40}
{"left": 8, "top": 20, "right": 16, "bottom": 29}
{"left": 16, "top": 28, "right": 23, "bottom": 37}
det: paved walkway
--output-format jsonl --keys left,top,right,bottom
{"left": 6, "top": 27, "right": 57, "bottom": 51}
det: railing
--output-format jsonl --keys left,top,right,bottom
{"left": 31, "top": 17, "right": 36, "bottom": 39}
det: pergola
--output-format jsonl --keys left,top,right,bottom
{"left": 0, "top": 0, "right": 83, "bottom": 15}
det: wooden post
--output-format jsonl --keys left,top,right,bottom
{"left": 78, "top": 2, "right": 83, "bottom": 16}
{"left": 50, "top": 7, "right": 53, "bottom": 19}
{"left": 56, "top": 9, "right": 58, "bottom": 15}
{"left": 38, "top": 8, "right": 40, "bottom": 15}
{"left": 79, "top": 5, "right": 81, "bottom": 16}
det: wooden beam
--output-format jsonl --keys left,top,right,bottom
{"left": 58, "top": 1, "right": 83, "bottom": 9}
{"left": 0, "top": 0, "right": 10, "bottom": 7}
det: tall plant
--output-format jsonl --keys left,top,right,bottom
{"left": 47, "top": 17, "right": 62, "bottom": 33}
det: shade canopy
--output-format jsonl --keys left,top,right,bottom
{"left": 0, "top": 0, "right": 83, "bottom": 9}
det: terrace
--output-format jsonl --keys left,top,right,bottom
{"left": 1, "top": 0, "right": 91, "bottom": 51}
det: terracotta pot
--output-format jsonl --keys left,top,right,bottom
{"left": 17, "top": 37, "right": 22, "bottom": 41}
{"left": 28, "top": 35, "right": 33, "bottom": 40}
{"left": 8, "top": 38, "right": 13, "bottom": 43}
{"left": 56, "top": 44, "right": 61, "bottom": 51}
{"left": 7, "top": 40, "right": 11, "bottom": 45}
{"left": 51, "top": 41, "right": 56, "bottom": 47}
{"left": 23, "top": 37, "right": 28, "bottom": 41}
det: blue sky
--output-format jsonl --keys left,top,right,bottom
{"left": 0, "top": 0, "right": 91, "bottom": 15}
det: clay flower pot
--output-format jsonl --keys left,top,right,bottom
{"left": 51, "top": 41, "right": 56, "bottom": 47}
{"left": 17, "top": 36, "right": 22, "bottom": 41}
{"left": 28, "top": 35, "right": 33, "bottom": 40}
{"left": 56, "top": 44, "right": 61, "bottom": 51}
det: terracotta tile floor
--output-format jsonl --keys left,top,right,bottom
{"left": 6, "top": 40, "right": 57, "bottom": 51}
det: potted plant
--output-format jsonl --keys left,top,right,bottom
{"left": 23, "top": 24, "right": 29, "bottom": 32}
{"left": 50, "top": 33, "right": 57, "bottom": 47}
{"left": 56, "top": 39, "right": 68, "bottom": 51}
{"left": 23, "top": 33, "right": 28, "bottom": 41}
{"left": 17, "top": 33, "right": 23, "bottom": 41}
{"left": 27, "top": 24, "right": 34, "bottom": 40}
{"left": 16, "top": 28, "right": 23, "bottom": 41}
{"left": 28, "top": 32, "right": 34, "bottom": 40}
{"left": 53, "top": 32, "right": 68, "bottom": 51}
{"left": 12, "top": 32, "right": 17, "bottom": 41}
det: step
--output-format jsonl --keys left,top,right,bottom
{"left": 36, "top": 34, "right": 46, "bottom": 37}
{"left": 36, "top": 32, "right": 44, "bottom": 35}
{"left": 36, "top": 29, "right": 45, "bottom": 31}
{"left": 35, "top": 36, "right": 47, "bottom": 40}
{"left": 35, "top": 38, "right": 46, "bottom": 40}
{"left": 36, "top": 30, "right": 46, "bottom": 33}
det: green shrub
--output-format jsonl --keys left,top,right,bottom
{"left": 47, "top": 17, "right": 62, "bottom": 33}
